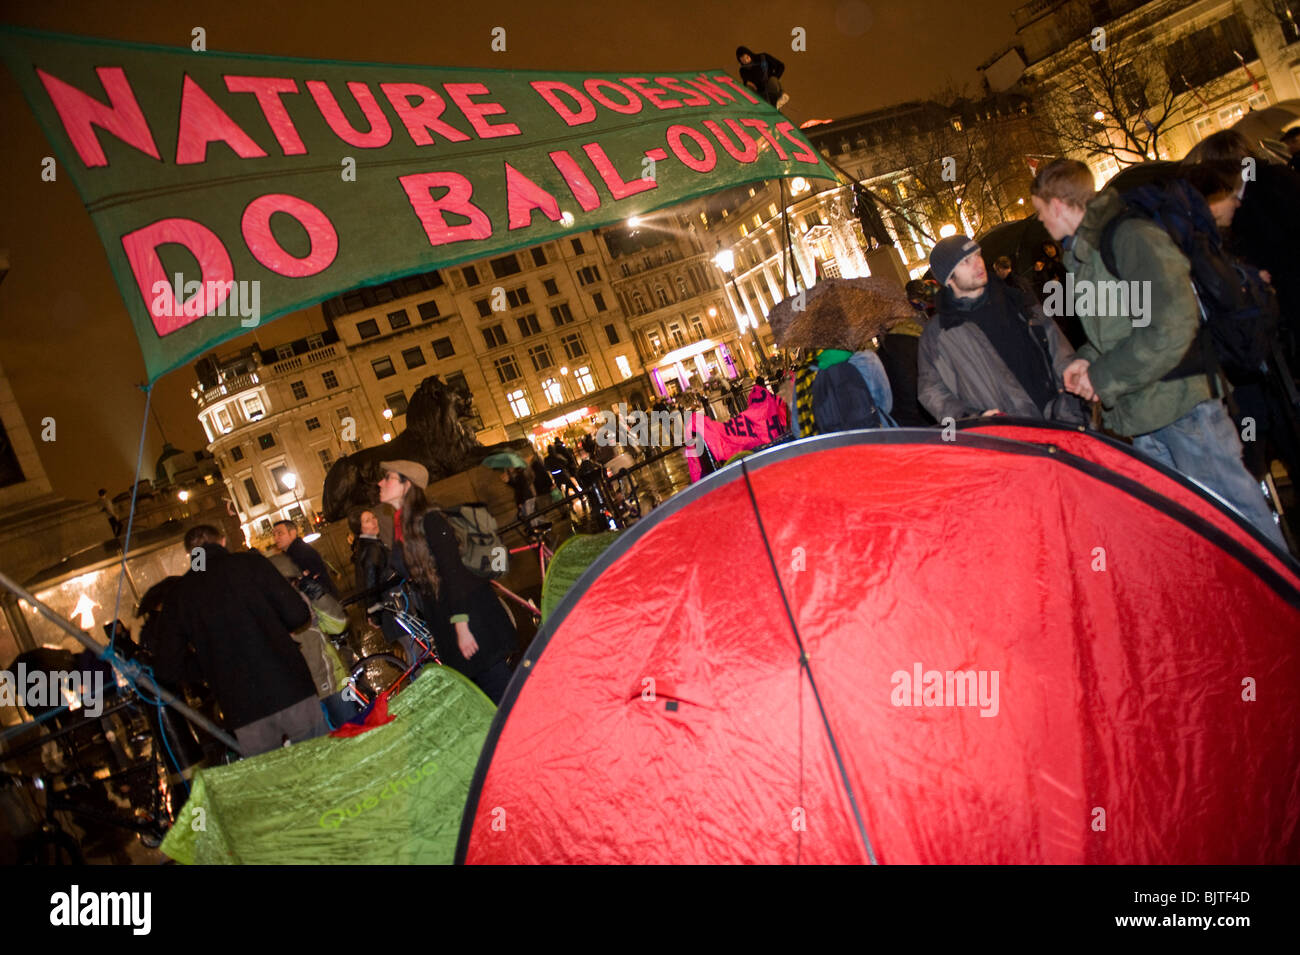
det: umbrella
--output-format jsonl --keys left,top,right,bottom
{"left": 481, "top": 452, "right": 527, "bottom": 470}
{"left": 1103, "top": 160, "right": 1180, "bottom": 194}
{"left": 1230, "top": 99, "right": 1300, "bottom": 162}
{"left": 767, "top": 277, "right": 913, "bottom": 352}
{"left": 975, "top": 214, "right": 1053, "bottom": 277}
{"left": 457, "top": 425, "right": 1300, "bottom": 863}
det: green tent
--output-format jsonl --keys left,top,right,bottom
{"left": 540, "top": 531, "right": 623, "bottom": 622}
{"left": 161, "top": 664, "right": 494, "bottom": 864}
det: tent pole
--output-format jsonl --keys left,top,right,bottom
{"left": 0, "top": 568, "right": 246, "bottom": 756}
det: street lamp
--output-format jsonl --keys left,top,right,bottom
{"left": 281, "top": 470, "right": 308, "bottom": 530}
{"left": 714, "top": 245, "right": 764, "bottom": 373}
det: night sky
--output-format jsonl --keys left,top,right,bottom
{"left": 0, "top": 0, "right": 1024, "bottom": 501}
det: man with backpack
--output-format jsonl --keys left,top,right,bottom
{"left": 917, "top": 235, "right": 1085, "bottom": 426}
{"left": 1031, "top": 158, "right": 1286, "bottom": 548}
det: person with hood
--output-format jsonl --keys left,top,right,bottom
{"left": 1031, "top": 157, "right": 1286, "bottom": 548}
{"left": 736, "top": 46, "right": 787, "bottom": 108}
{"left": 875, "top": 300, "right": 934, "bottom": 427}
{"left": 917, "top": 234, "right": 1084, "bottom": 425}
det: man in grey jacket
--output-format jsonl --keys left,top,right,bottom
{"left": 918, "top": 235, "right": 1084, "bottom": 425}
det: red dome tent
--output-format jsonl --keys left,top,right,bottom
{"left": 457, "top": 426, "right": 1300, "bottom": 864}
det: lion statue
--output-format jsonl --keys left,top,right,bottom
{"left": 321, "top": 374, "right": 528, "bottom": 521}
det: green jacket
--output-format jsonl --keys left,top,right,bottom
{"left": 1064, "top": 188, "right": 1209, "bottom": 437}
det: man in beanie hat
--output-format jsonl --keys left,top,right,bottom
{"left": 917, "top": 234, "right": 1083, "bottom": 424}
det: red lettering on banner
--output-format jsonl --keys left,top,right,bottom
{"left": 505, "top": 163, "right": 562, "bottom": 229}
{"left": 621, "top": 77, "right": 681, "bottom": 110}
{"left": 703, "top": 119, "right": 758, "bottom": 162}
{"left": 121, "top": 218, "right": 234, "bottom": 335}
{"left": 775, "top": 122, "right": 819, "bottom": 163}
{"left": 548, "top": 149, "right": 602, "bottom": 211}
{"left": 36, "top": 67, "right": 161, "bottom": 167}
{"left": 379, "top": 83, "right": 471, "bottom": 145}
{"left": 741, "top": 119, "right": 787, "bottom": 159}
{"left": 176, "top": 75, "right": 268, "bottom": 165}
{"left": 655, "top": 77, "right": 711, "bottom": 107}
{"left": 241, "top": 194, "right": 339, "bottom": 277}
{"left": 399, "top": 171, "right": 493, "bottom": 246}
{"left": 444, "top": 83, "right": 521, "bottom": 138}
{"left": 224, "top": 76, "right": 305, "bottom": 155}
{"left": 666, "top": 125, "right": 716, "bottom": 172}
{"left": 530, "top": 81, "right": 596, "bottom": 126}
{"left": 582, "top": 143, "right": 657, "bottom": 199}
{"left": 307, "top": 80, "right": 393, "bottom": 148}
{"left": 582, "top": 79, "right": 642, "bottom": 115}
{"left": 715, "top": 75, "right": 761, "bottom": 104}
{"left": 685, "top": 75, "right": 733, "bottom": 104}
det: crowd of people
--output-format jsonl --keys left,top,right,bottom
{"left": 126, "top": 130, "right": 1299, "bottom": 765}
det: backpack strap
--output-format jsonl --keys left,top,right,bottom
{"left": 1098, "top": 210, "right": 1134, "bottom": 281}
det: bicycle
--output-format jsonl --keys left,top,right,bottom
{"left": 340, "top": 589, "right": 441, "bottom": 708}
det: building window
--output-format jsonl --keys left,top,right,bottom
{"left": 275, "top": 344, "right": 294, "bottom": 361}
{"left": 669, "top": 322, "right": 686, "bottom": 348}
{"left": 490, "top": 253, "right": 522, "bottom": 278}
{"left": 387, "top": 309, "right": 411, "bottom": 330}
{"left": 445, "top": 372, "right": 469, "bottom": 397}
{"left": 385, "top": 391, "right": 409, "bottom": 416}
{"left": 401, "top": 346, "right": 426, "bottom": 369}
{"left": 516, "top": 313, "right": 541, "bottom": 337}
{"left": 418, "top": 300, "right": 440, "bottom": 321}
{"left": 542, "top": 378, "right": 563, "bottom": 405}
{"left": 372, "top": 356, "right": 397, "bottom": 379}
{"left": 615, "top": 355, "right": 633, "bottom": 379}
{"left": 305, "top": 416, "right": 321, "bottom": 431}
{"left": 543, "top": 278, "right": 559, "bottom": 297}
{"left": 322, "top": 370, "right": 339, "bottom": 390}
{"left": 215, "top": 407, "right": 233, "bottom": 432}
{"left": 574, "top": 366, "right": 595, "bottom": 395}
{"left": 494, "top": 355, "right": 522, "bottom": 383}
{"left": 570, "top": 237, "right": 584, "bottom": 255}
{"left": 1193, "top": 115, "right": 1215, "bottom": 139}
{"left": 531, "top": 246, "right": 548, "bottom": 267}
{"left": 290, "top": 380, "right": 308, "bottom": 400}
{"left": 592, "top": 291, "right": 607, "bottom": 312}
{"left": 691, "top": 315, "right": 705, "bottom": 340}
{"left": 561, "top": 332, "right": 587, "bottom": 360}
{"left": 506, "top": 286, "right": 530, "bottom": 308}
{"left": 655, "top": 286, "right": 669, "bottom": 307}
{"left": 576, "top": 265, "right": 601, "bottom": 286}
{"left": 306, "top": 334, "right": 324, "bottom": 350}
{"left": 431, "top": 337, "right": 454, "bottom": 359}
{"left": 230, "top": 445, "right": 244, "bottom": 462}
{"left": 605, "top": 323, "right": 620, "bottom": 345}
{"left": 462, "top": 265, "right": 480, "bottom": 287}
{"left": 270, "top": 465, "right": 293, "bottom": 494}
{"left": 243, "top": 395, "right": 266, "bottom": 420}
{"left": 648, "top": 330, "right": 663, "bottom": 353}
{"left": 475, "top": 298, "right": 493, "bottom": 318}
{"left": 318, "top": 448, "right": 333, "bottom": 470}
{"left": 243, "top": 476, "right": 262, "bottom": 508}
{"left": 550, "top": 303, "right": 575, "bottom": 326}
{"left": 258, "top": 432, "right": 276, "bottom": 450}
{"left": 507, "top": 388, "right": 530, "bottom": 417}
{"left": 357, "top": 318, "right": 380, "bottom": 339}
{"left": 632, "top": 291, "right": 646, "bottom": 314}
{"left": 528, "top": 343, "right": 554, "bottom": 371}
{"left": 483, "top": 324, "right": 508, "bottom": 348}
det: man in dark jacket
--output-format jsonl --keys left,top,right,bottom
{"left": 1032, "top": 158, "right": 1286, "bottom": 548}
{"left": 273, "top": 519, "right": 337, "bottom": 597}
{"left": 918, "top": 234, "right": 1083, "bottom": 424}
{"left": 152, "top": 525, "right": 328, "bottom": 757}
{"left": 736, "top": 46, "right": 787, "bottom": 108}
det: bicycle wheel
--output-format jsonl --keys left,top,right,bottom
{"left": 348, "top": 653, "right": 408, "bottom": 700}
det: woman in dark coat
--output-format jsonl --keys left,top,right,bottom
{"left": 350, "top": 508, "right": 389, "bottom": 595}
{"left": 377, "top": 460, "right": 516, "bottom": 703}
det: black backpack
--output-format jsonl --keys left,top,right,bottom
{"left": 1100, "top": 178, "right": 1279, "bottom": 386}
{"left": 810, "top": 361, "right": 886, "bottom": 433}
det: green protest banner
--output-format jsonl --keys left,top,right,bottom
{"left": 1, "top": 26, "right": 837, "bottom": 382}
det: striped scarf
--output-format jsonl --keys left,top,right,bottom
{"left": 795, "top": 350, "right": 824, "bottom": 437}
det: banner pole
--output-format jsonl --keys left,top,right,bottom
{"left": 0, "top": 568, "right": 246, "bottom": 756}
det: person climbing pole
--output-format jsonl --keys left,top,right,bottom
{"left": 736, "top": 45, "right": 788, "bottom": 109}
